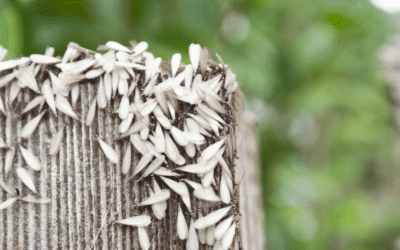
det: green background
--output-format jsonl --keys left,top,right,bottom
{"left": 1, "top": 0, "right": 399, "bottom": 249}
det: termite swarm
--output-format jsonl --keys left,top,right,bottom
{"left": 0, "top": 41, "right": 242, "bottom": 250}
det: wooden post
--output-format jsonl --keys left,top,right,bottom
{"left": 0, "top": 55, "right": 263, "bottom": 250}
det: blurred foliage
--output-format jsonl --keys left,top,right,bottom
{"left": 1, "top": 0, "right": 400, "bottom": 249}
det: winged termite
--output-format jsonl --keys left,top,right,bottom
{"left": 205, "top": 96, "right": 226, "bottom": 115}
{"left": 160, "top": 176, "right": 191, "bottom": 212}
{"left": 184, "top": 132, "right": 205, "bottom": 145}
{"left": 130, "top": 103, "right": 150, "bottom": 127}
{"left": 207, "top": 224, "right": 216, "bottom": 246}
{"left": 198, "top": 209, "right": 207, "bottom": 244}
{"left": 9, "top": 80, "right": 21, "bottom": 104}
{"left": 177, "top": 203, "right": 189, "bottom": 240}
{"left": 111, "top": 69, "right": 119, "bottom": 97}
{"left": 155, "top": 114, "right": 171, "bottom": 130}
{"left": 167, "top": 101, "right": 176, "bottom": 121}
{"left": 201, "top": 137, "right": 226, "bottom": 160}
{"left": 221, "top": 221, "right": 236, "bottom": 250}
{"left": 154, "top": 86, "right": 169, "bottom": 117}
{"left": 41, "top": 79, "right": 57, "bottom": 115}
{"left": 185, "top": 64, "right": 193, "bottom": 88}
{"left": 117, "top": 121, "right": 145, "bottom": 140}
{"left": 128, "top": 78, "right": 137, "bottom": 96}
{"left": 227, "top": 80, "right": 239, "bottom": 94}
{"left": 61, "top": 46, "right": 75, "bottom": 64}
{"left": 0, "top": 179, "right": 16, "bottom": 196}
{"left": 182, "top": 179, "right": 202, "bottom": 191}
{"left": 176, "top": 164, "right": 209, "bottom": 174}
{"left": 152, "top": 167, "right": 180, "bottom": 177}
{"left": 85, "top": 98, "right": 97, "bottom": 126}
{"left": 105, "top": 41, "right": 131, "bottom": 53}
{"left": 114, "top": 215, "right": 151, "bottom": 227}
{"left": 173, "top": 154, "right": 186, "bottom": 166}
{"left": 213, "top": 240, "right": 222, "bottom": 250}
{"left": 85, "top": 68, "right": 104, "bottom": 79}
{"left": 143, "top": 74, "right": 157, "bottom": 96}
{"left": 134, "top": 87, "right": 143, "bottom": 107}
{"left": 194, "top": 206, "right": 232, "bottom": 230}
{"left": 199, "top": 103, "right": 225, "bottom": 124}
{"left": 132, "top": 153, "right": 153, "bottom": 177}
{"left": 184, "top": 124, "right": 196, "bottom": 158}
{"left": 122, "top": 143, "right": 132, "bottom": 174}
{"left": 14, "top": 66, "right": 40, "bottom": 93}
{"left": 193, "top": 187, "right": 221, "bottom": 203}
{"left": 138, "top": 226, "right": 150, "bottom": 250}
{"left": 137, "top": 189, "right": 170, "bottom": 206}
{"left": 202, "top": 169, "right": 215, "bottom": 188}
{"left": 119, "top": 113, "right": 134, "bottom": 134}
{"left": 171, "top": 53, "right": 181, "bottom": 77}
{"left": 58, "top": 58, "right": 95, "bottom": 73}
{"left": 103, "top": 72, "right": 112, "bottom": 104}
{"left": 19, "top": 145, "right": 42, "bottom": 171}
{"left": 220, "top": 173, "right": 231, "bottom": 204}
{"left": 118, "top": 77, "right": 128, "bottom": 96}
{"left": 164, "top": 133, "right": 178, "bottom": 161}
{"left": 151, "top": 57, "right": 161, "bottom": 80}
{"left": 189, "top": 44, "right": 201, "bottom": 72}
{"left": 144, "top": 52, "right": 155, "bottom": 83}
{"left": 21, "top": 96, "right": 45, "bottom": 115}
{"left": 0, "top": 197, "right": 18, "bottom": 210}
{"left": 0, "top": 57, "right": 30, "bottom": 72}
{"left": 187, "top": 218, "right": 200, "bottom": 250}
{"left": 199, "top": 47, "right": 209, "bottom": 77}
{"left": 217, "top": 153, "right": 232, "bottom": 179}
{"left": 96, "top": 136, "right": 119, "bottom": 164}
{"left": 55, "top": 95, "right": 79, "bottom": 120}
{"left": 132, "top": 41, "right": 149, "bottom": 56}
{"left": 151, "top": 175, "right": 168, "bottom": 211}
{"left": 140, "top": 98, "right": 158, "bottom": 117}
{"left": 16, "top": 167, "right": 37, "bottom": 193}
{"left": 71, "top": 83, "right": 80, "bottom": 108}
{"left": 119, "top": 94, "right": 130, "bottom": 119}
{"left": 21, "top": 111, "right": 46, "bottom": 139}
{"left": 185, "top": 141, "right": 196, "bottom": 158}
{"left": 214, "top": 216, "right": 234, "bottom": 240}
{"left": 225, "top": 68, "right": 236, "bottom": 88}
{"left": 147, "top": 186, "right": 166, "bottom": 220}
{"left": 140, "top": 155, "right": 165, "bottom": 180}
{"left": 153, "top": 123, "right": 166, "bottom": 152}
{"left": 170, "top": 126, "right": 188, "bottom": 146}
{"left": 30, "top": 54, "right": 61, "bottom": 64}
{"left": 188, "top": 113, "right": 212, "bottom": 131}
{"left": 20, "top": 195, "right": 51, "bottom": 204}
{"left": 130, "top": 133, "right": 148, "bottom": 155}
{"left": 0, "top": 71, "right": 16, "bottom": 89}
{"left": 97, "top": 77, "right": 107, "bottom": 109}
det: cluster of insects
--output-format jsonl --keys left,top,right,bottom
{"left": 0, "top": 41, "right": 242, "bottom": 250}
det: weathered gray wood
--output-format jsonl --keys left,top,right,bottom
{"left": 238, "top": 110, "right": 264, "bottom": 250}
{"left": 0, "top": 70, "right": 263, "bottom": 250}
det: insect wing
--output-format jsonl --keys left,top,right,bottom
{"left": 0, "top": 197, "right": 18, "bottom": 210}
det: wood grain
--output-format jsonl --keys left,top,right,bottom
{"left": 0, "top": 70, "right": 263, "bottom": 249}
